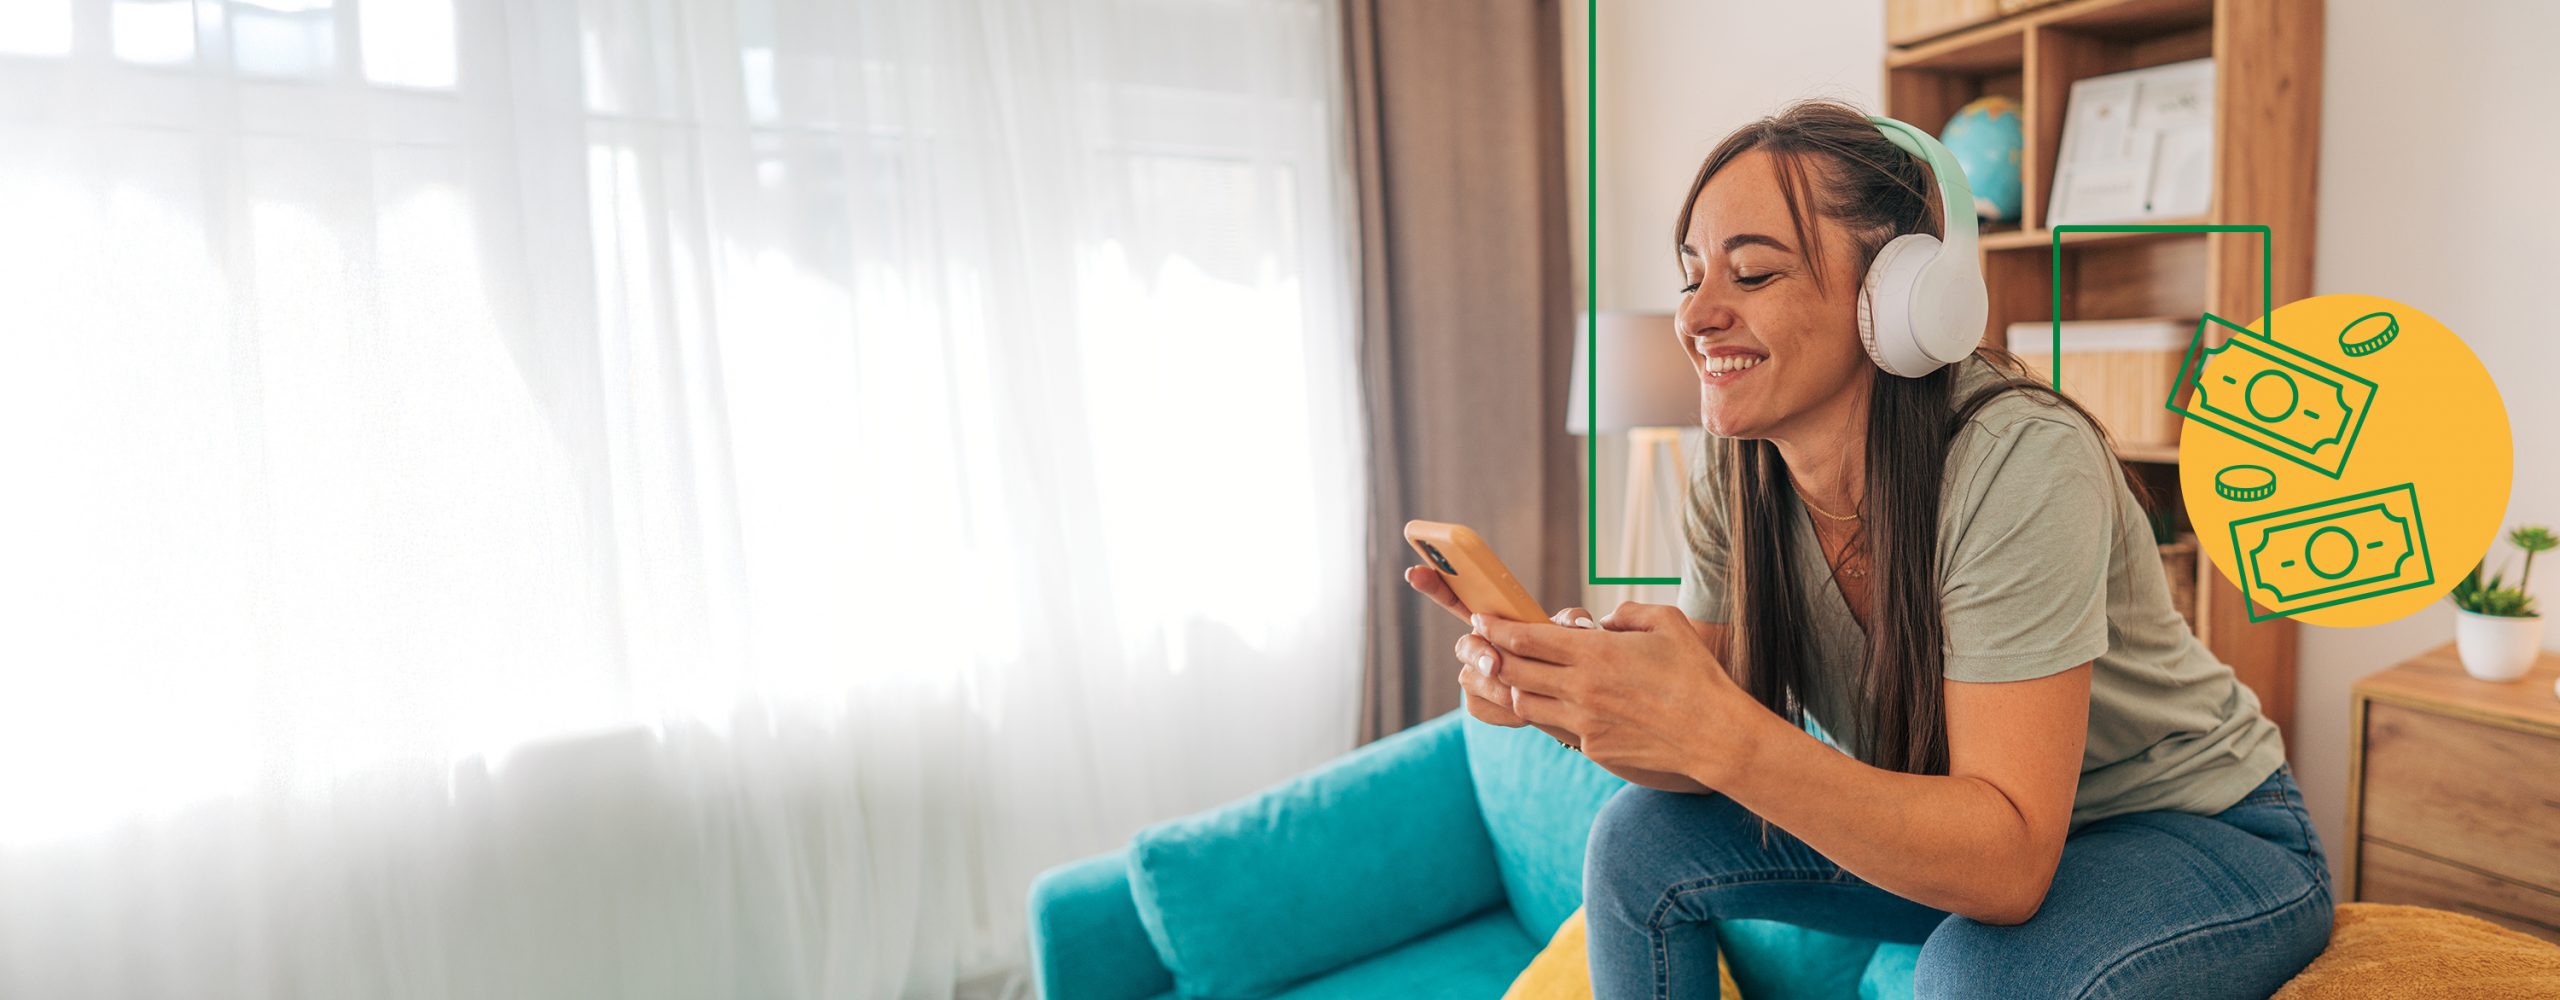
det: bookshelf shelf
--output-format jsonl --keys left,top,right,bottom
{"left": 1978, "top": 217, "right": 2209, "bottom": 252}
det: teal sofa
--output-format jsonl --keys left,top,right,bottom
{"left": 1026, "top": 709, "right": 1924, "bottom": 999}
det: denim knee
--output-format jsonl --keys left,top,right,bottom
{"left": 1582, "top": 786, "right": 1773, "bottom": 925}
{"left": 1588, "top": 787, "right": 1701, "bottom": 924}
{"left": 1911, "top": 918, "right": 2048, "bottom": 1000}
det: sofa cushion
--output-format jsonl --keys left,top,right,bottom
{"left": 1264, "top": 906, "right": 1540, "bottom": 1000}
{"left": 1025, "top": 848, "right": 1175, "bottom": 1000}
{"left": 1860, "top": 942, "right": 1922, "bottom": 1000}
{"left": 1717, "top": 920, "right": 1885, "bottom": 1000}
{"left": 1127, "top": 710, "right": 1504, "bottom": 999}
{"left": 1461, "top": 716, "right": 1631, "bottom": 939}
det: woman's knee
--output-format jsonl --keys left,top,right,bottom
{"left": 1910, "top": 918, "right": 2046, "bottom": 1000}
{"left": 1582, "top": 786, "right": 1752, "bottom": 917}
{"left": 1911, "top": 812, "right": 2339, "bottom": 1000}
{"left": 1914, "top": 897, "right": 2333, "bottom": 1000}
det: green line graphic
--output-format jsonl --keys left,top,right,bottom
{"left": 2048, "top": 224, "right": 2270, "bottom": 390}
{"left": 1582, "top": 0, "right": 1665, "bottom": 585}
{"left": 1583, "top": 0, "right": 1676, "bottom": 586}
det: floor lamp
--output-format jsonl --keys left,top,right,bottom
{"left": 1569, "top": 311, "right": 1698, "bottom": 610}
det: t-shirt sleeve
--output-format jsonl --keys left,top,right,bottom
{"left": 1938, "top": 416, "right": 2114, "bottom": 683}
{"left": 1675, "top": 437, "right": 1731, "bottom": 624}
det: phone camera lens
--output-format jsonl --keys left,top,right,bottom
{"left": 1418, "top": 541, "right": 1456, "bottom": 575}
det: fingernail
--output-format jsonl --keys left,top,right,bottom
{"left": 1574, "top": 617, "right": 1596, "bottom": 629}
{"left": 1470, "top": 613, "right": 1484, "bottom": 633}
{"left": 1476, "top": 653, "right": 1494, "bottom": 672}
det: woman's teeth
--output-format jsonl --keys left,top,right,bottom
{"left": 1706, "top": 355, "right": 1765, "bottom": 376}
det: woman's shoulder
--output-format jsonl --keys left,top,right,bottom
{"left": 1945, "top": 356, "right": 2112, "bottom": 474}
{"left": 1935, "top": 358, "right": 2133, "bottom": 576}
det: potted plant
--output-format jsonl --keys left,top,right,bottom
{"left": 2451, "top": 525, "right": 2557, "bottom": 682}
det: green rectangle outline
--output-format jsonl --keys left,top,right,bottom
{"left": 2225, "top": 483, "right": 2436, "bottom": 622}
{"left": 1584, "top": 0, "right": 1677, "bottom": 585}
{"left": 2047, "top": 223, "right": 2270, "bottom": 390}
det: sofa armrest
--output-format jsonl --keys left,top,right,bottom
{"left": 1028, "top": 849, "right": 1176, "bottom": 1000}
{"left": 1126, "top": 709, "right": 1504, "bottom": 999}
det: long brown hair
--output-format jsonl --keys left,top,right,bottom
{"left": 1675, "top": 100, "right": 2147, "bottom": 777}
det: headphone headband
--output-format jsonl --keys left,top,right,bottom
{"left": 1865, "top": 114, "right": 1980, "bottom": 262}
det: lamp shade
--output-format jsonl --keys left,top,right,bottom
{"left": 1567, "top": 311, "right": 1695, "bottom": 433}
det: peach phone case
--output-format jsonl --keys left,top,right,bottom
{"left": 1403, "top": 519, "right": 1547, "bottom": 623}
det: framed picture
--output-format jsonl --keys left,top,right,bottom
{"left": 2047, "top": 57, "right": 2216, "bottom": 225}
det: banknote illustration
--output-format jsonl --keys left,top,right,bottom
{"left": 2170, "top": 314, "right": 2377, "bottom": 478}
{"left": 2229, "top": 483, "right": 2433, "bottom": 621}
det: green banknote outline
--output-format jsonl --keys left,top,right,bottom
{"left": 2227, "top": 483, "right": 2434, "bottom": 622}
{"left": 2169, "top": 313, "right": 2377, "bottom": 479}
{"left": 2197, "top": 337, "right": 2360, "bottom": 453}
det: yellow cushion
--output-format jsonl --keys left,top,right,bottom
{"left": 2273, "top": 902, "right": 2560, "bottom": 999}
{"left": 1502, "top": 906, "right": 1741, "bottom": 1000}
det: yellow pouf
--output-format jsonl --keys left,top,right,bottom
{"left": 1503, "top": 907, "right": 1741, "bottom": 1000}
{"left": 2273, "top": 902, "right": 2560, "bottom": 999}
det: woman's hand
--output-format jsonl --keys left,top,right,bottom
{"left": 1476, "top": 602, "right": 1756, "bottom": 786}
{"left": 1405, "top": 565, "right": 1529, "bottom": 728}
{"left": 1405, "top": 565, "right": 1597, "bottom": 737}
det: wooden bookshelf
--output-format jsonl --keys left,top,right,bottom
{"left": 1885, "top": 0, "right": 2323, "bottom": 742}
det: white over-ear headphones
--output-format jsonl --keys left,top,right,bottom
{"left": 1855, "top": 115, "right": 1989, "bottom": 378}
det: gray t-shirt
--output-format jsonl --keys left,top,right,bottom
{"left": 1675, "top": 356, "right": 2285, "bottom": 829}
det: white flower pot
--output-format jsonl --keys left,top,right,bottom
{"left": 2454, "top": 609, "right": 2543, "bottom": 682}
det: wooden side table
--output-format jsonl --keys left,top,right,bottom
{"left": 2347, "top": 642, "right": 2560, "bottom": 942}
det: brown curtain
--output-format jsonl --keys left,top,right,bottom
{"left": 1343, "top": 0, "right": 1580, "bottom": 745}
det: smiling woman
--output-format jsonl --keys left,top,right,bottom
{"left": 1439, "top": 99, "right": 2332, "bottom": 1000}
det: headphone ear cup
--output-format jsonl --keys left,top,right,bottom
{"left": 1858, "top": 233, "right": 1933, "bottom": 376}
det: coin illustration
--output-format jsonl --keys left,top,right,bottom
{"left": 2339, "top": 311, "right": 2399, "bottom": 357}
{"left": 2215, "top": 464, "right": 2277, "bottom": 502}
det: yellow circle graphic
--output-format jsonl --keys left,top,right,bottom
{"left": 2178, "top": 294, "right": 2511, "bottom": 628}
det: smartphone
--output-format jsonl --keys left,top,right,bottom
{"left": 1404, "top": 519, "right": 1548, "bottom": 623}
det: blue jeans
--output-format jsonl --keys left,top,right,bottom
{"left": 1583, "top": 764, "right": 2333, "bottom": 999}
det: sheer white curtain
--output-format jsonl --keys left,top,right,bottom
{"left": 0, "top": 0, "right": 1366, "bottom": 996}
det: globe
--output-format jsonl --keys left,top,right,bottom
{"left": 1939, "top": 95, "right": 2023, "bottom": 222}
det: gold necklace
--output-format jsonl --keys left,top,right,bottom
{"left": 1788, "top": 475, "right": 1861, "bottom": 521}
{"left": 1788, "top": 473, "right": 1868, "bottom": 580}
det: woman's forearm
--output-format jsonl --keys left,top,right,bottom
{"left": 1694, "top": 712, "right": 2056, "bottom": 924}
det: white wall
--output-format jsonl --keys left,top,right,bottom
{"left": 1571, "top": 0, "right": 1884, "bottom": 612}
{"left": 1576, "top": 0, "right": 2560, "bottom": 890}
{"left": 1587, "top": 0, "right": 1885, "bottom": 314}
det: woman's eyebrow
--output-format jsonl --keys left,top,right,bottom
{"left": 1676, "top": 233, "right": 1796, "bottom": 256}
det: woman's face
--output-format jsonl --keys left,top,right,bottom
{"left": 1674, "top": 149, "right": 1873, "bottom": 440}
